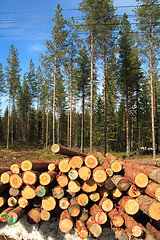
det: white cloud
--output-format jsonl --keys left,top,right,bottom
{"left": 29, "top": 43, "right": 46, "bottom": 52}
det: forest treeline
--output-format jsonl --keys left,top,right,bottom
{"left": 0, "top": 0, "right": 160, "bottom": 157}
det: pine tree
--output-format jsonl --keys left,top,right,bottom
{"left": 0, "top": 62, "right": 5, "bottom": 112}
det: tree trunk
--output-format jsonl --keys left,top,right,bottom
{"left": 90, "top": 21, "right": 94, "bottom": 152}
{"left": 11, "top": 91, "right": 15, "bottom": 146}
{"left": 67, "top": 81, "right": 70, "bottom": 147}
{"left": 126, "top": 88, "right": 130, "bottom": 157}
{"left": 53, "top": 43, "right": 57, "bottom": 145}
{"left": 7, "top": 83, "right": 11, "bottom": 149}
{"left": 57, "top": 101, "right": 60, "bottom": 144}
{"left": 81, "top": 89, "right": 84, "bottom": 153}
{"left": 104, "top": 40, "right": 108, "bottom": 154}
{"left": 46, "top": 99, "right": 49, "bottom": 150}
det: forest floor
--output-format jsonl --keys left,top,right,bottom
{"left": 0, "top": 147, "right": 157, "bottom": 240}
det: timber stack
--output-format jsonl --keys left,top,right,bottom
{"left": 0, "top": 144, "right": 159, "bottom": 240}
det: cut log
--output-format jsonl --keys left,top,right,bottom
{"left": 0, "top": 207, "right": 13, "bottom": 222}
{"left": 78, "top": 208, "right": 89, "bottom": 222}
{"left": 9, "top": 188, "right": 19, "bottom": 197}
{"left": 68, "top": 198, "right": 80, "bottom": 217}
{"left": 118, "top": 196, "right": 139, "bottom": 215}
{"left": 68, "top": 180, "right": 81, "bottom": 193}
{"left": 21, "top": 160, "right": 52, "bottom": 172}
{"left": 59, "top": 159, "right": 70, "bottom": 173}
{"left": 48, "top": 161, "right": 59, "bottom": 171}
{"left": 69, "top": 156, "right": 83, "bottom": 169}
{"left": 111, "top": 175, "right": 130, "bottom": 192}
{"left": 40, "top": 209, "right": 50, "bottom": 221}
{"left": 78, "top": 166, "right": 91, "bottom": 181}
{"left": 51, "top": 144, "right": 86, "bottom": 157}
{"left": 42, "top": 196, "right": 56, "bottom": 211}
{"left": 39, "top": 171, "right": 57, "bottom": 185}
{"left": 35, "top": 185, "right": 48, "bottom": 198}
{"left": 108, "top": 208, "right": 124, "bottom": 227}
{"left": 21, "top": 185, "right": 36, "bottom": 199}
{"left": 68, "top": 169, "right": 78, "bottom": 180}
{"left": 84, "top": 154, "right": 98, "bottom": 169}
{"left": 1, "top": 171, "right": 12, "bottom": 184}
{"left": 66, "top": 189, "right": 76, "bottom": 198}
{"left": 59, "top": 198, "right": 70, "bottom": 209}
{"left": 22, "top": 170, "right": 39, "bottom": 185}
{"left": 99, "top": 197, "right": 113, "bottom": 212}
{"left": 104, "top": 178, "right": 115, "bottom": 190}
{"left": 59, "top": 209, "right": 73, "bottom": 233}
{"left": 76, "top": 220, "right": 88, "bottom": 239}
{"left": 57, "top": 174, "right": 69, "bottom": 188}
{"left": 89, "top": 192, "right": 100, "bottom": 202}
{"left": 18, "top": 197, "right": 29, "bottom": 208}
{"left": 90, "top": 204, "right": 107, "bottom": 225}
{"left": 0, "top": 194, "right": 8, "bottom": 207}
{"left": 98, "top": 187, "right": 109, "bottom": 198}
{"left": 127, "top": 185, "right": 141, "bottom": 198}
{"left": 146, "top": 222, "right": 160, "bottom": 240}
{"left": 52, "top": 185, "right": 64, "bottom": 199}
{"left": 105, "top": 153, "right": 122, "bottom": 173}
{"left": 6, "top": 206, "right": 28, "bottom": 225}
{"left": 119, "top": 209, "right": 143, "bottom": 237}
{"left": 111, "top": 188, "right": 122, "bottom": 199}
{"left": 82, "top": 179, "right": 97, "bottom": 193}
{"left": 92, "top": 166, "right": 107, "bottom": 183}
{"left": 0, "top": 167, "right": 10, "bottom": 175}
{"left": 10, "top": 164, "right": 21, "bottom": 174}
{"left": 86, "top": 216, "right": 102, "bottom": 237}
{"left": 144, "top": 181, "right": 160, "bottom": 201}
{"left": 9, "top": 174, "right": 23, "bottom": 189}
{"left": 124, "top": 168, "right": 148, "bottom": 188}
{"left": 77, "top": 193, "right": 89, "bottom": 206}
{"left": 136, "top": 195, "right": 160, "bottom": 220}
{"left": 7, "top": 197, "right": 17, "bottom": 207}
{"left": 0, "top": 181, "right": 9, "bottom": 194}
{"left": 27, "top": 208, "right": 41, "bottom": 224}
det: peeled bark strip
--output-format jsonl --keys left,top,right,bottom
{"left": 35, "top": 185, "right": 48, "bottom": 198}
{"left": 76, "top": 220, "right": 88, "bottom": 239}
{"left": 118, "top": 196, "right": 139, "bottom": 215}
{"left": 59, "top": 198, "right": 70, "bottom": 209}
{"left": 52, "top": 186, "right": 64, "bottom": 199}
{"left": 51, "top": 144, "right": 86, "bottom": 158}
{"left": 93, "top": 166, "right": 107, "bottom": 183}
{"left": 99, "top": 197, "right": 113, "bottom": 212}
{"left": 108, "top": 208, "right": 124, "bottom": 227}
{"left": 68, "top": 180, "right": 81, "bottom": 193}
{"left": 78, "top": 208, "right": 89, "bottom": 222}
{"left": 10, "top": 164, "right": 20, "bottom": 174}
{"left": 27, "top": 208, "right": 41, "bottom": 224}
{"left": 127, "top": 185, "right": 141, "bottom": 198}
{"left": 84, "top": 154, "right": 98, "bottom": 169}
{"left": 40, "top": 209, "right": 50, "bottom": 221}
{"left": 82, "top": 179, "right": 97, "bottom": 193}
{"left": 90, "top": 204, "right": 107, "bottom": 225}
{"left": 1, "top": 171, "right": 12, "bottom": 184}
{"left": 57, "top": 174, "right": 69, "bottom": 188}
{"left": 89, "top": 192, "right": 100, "bottom": 202}
{"left": 9, "top": 188, "right": 19, "bottom": 197}
{"left": 59, "top": 209, "right": 73, "bottom": 233}
{"left": 68, "top": 169, "right": 78, "bottom": 180}
{"left": 68, "top": 198, "right": 80, "bottom": 217}
{"left": 124, "top": 168, "right": 148, "bottom": 188}
{"left": 78, "top": 166, "right": 91, "bottom": 181}
{"left": 9, "top": 174, "right": 23, "bottom": 189}
{"left": 7, "top": 197, "right": 17, "bottom": 207}
{"left": 39, "top": 171, "right": 57, "bottom": 186}
{"left": 146, "top": 222, "right": 160, "bottom": 240}
{"left": 42, "top": 196, "right": 56, "bottom": 211}
{"left": 136, "top": 195, "right": 160, "bottom": 221}
{"left": 21, "top": 160, "right": 52, "bottom": 172}
{"left": 69, "top": 156, "right": 83, "bottom": 169}
{"left": 59, "top": 159, "right": 70, "bottom": 173}
{"left": 144, "top": 181, "right": 160, "bottom": 201}
{"left": 21, "top": 185, "right": 36, "bottom": 199}
{"left": 77, "top": 193, "right": 89, "bottom": 206}
{"left": 111, "top": 175, "right": 130, "bottom": 192}
{"left": 86, "top": 216, "right": 102, "bottom": 237}
{"left": 23, "top": 170, "right": 39, "bottom": 185}
{"left": 6, "top": 206, "right": 27, "bottom": 225}
{"left": 0, "top": 207, "right": 13, "bottom": 222}
{"left": 18, "top": 197, "right": 29, "bottom": 208}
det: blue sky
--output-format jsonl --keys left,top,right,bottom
{"left": 0, "top": 0, "right": 137, "bottom": 113}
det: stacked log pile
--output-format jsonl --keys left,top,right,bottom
{"left": 0, "top": 144, "right": 159, "bottom": 240}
